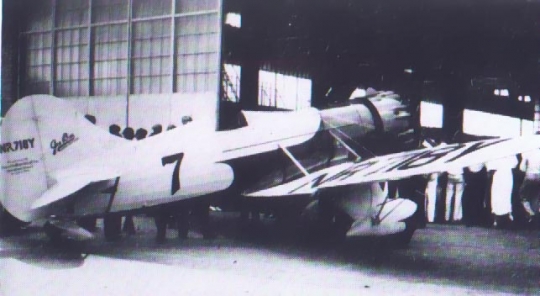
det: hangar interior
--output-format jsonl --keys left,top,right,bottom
{"left": 2, "top": 0, "right": 540, "bottom": 141}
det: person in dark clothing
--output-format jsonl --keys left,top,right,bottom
{"left": 84, "top": 114, "right": 96, "bottom": 124}
{"left": 109, "top": 124, "right": 122, "bottom": 137}
{"left": 135, "top": 128, "right": 148, "bottom": 140}
{"left": 149, "top": 124, "right": 163, "bottom": 137}
{"left": 462, "top": 164, "right": 487, "bottom": 227}
{"left": 122, "top": 127, "right": 135, "bottom": 140}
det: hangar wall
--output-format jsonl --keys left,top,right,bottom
{"left": 6, "top": 0, "right": 223, "bottom": 129}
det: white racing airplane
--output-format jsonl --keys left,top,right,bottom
{"left": 2, "top": 92, "right": 539, "bottom": 244}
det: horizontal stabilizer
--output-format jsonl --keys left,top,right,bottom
{"left": 32, "top": 167, "right": 120, "bottom": 210}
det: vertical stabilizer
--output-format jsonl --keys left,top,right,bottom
{"left": 1, "top": 95, "right": 123, "bottom": 222}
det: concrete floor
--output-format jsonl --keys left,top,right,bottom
{"left": 0, "top": 213, "right": 539, "bottom": 295}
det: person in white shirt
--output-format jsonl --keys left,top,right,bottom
{"left": 486, "top": 155, "right": 519, "bottom": 228}
{"left": 445, "top": 167, "right": 465, "bottom": 222}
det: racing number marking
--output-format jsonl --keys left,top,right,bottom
{"left": 161, "top": 153, "right": 185, "bottom": 195}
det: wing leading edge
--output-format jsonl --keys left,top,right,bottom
{"left": 246, "top": 136, "right": 540, "bottom": 197}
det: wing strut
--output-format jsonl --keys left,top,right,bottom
{"left": 103, "top": 177, "right": 121, "bottom": 213}
{"left": 278, "top": 144, "right": 310, "bottom": 177}
{"left": 328, "top": 130, "right": 362, "bottom": 160}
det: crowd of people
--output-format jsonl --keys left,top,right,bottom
{"left": 404, "top": 146, "right": 540, "bottom": 239}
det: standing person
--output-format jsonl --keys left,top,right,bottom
{"left": 425, "top": 172, "right": 440, "bottom": 223}
{"left": 109, "top": 124, "right": 122, "bottom": 137}
{"left": 121, "top": 126, "right": 136, "bottom": 235}
{"left": 135, "top": 128, "right": 148, "bottom": 140}
{"left": 519, "top": 149, "right": 540, "bottom": 247}
{"left": 149, "top": 124, "right": 163, "bottom": 137}
{"left": 445, "top": 167, "right": 465, "bottom": 223}
{"left": 462, "top": 163, "right": 487, "bottom": 227}
{"left": 122, "top": 127, "right": 135, "bottom": 140}
{"left": 486, "top": 155, "right": 519, "bottom": 228}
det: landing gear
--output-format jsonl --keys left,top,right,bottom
{"left": 154, "top": 213, "right": 168, "bottom": 244}
{"left": 43, "top": 221, "right": 62, "bottom": 244}
{"left": 175, "top": 208, "right": 189, "bottom": 239}
{"left": 77, "top": 217, "right": 97, "bottom": 232}
{"left": 193, "top": 203, "right": 214, "bottom": 239}
{"left": 0, "top": 208, "right": 29, "bottom": 236}
{"left": 104, "top": 214, "right": 122, "bottom": 241}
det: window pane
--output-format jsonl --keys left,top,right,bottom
{"left": 92, "top": 0, "right": 128, "bottom": 23}
{"left": 133, "top": 0, "right": 171, "bottom": 18}
{"left": 22, "top": 32, "right": 53, "bottom": 95}
{"left": 23, "top": 0, "right": 53, "bottom": 31}
{"left": 56, "top": 0, "right": 89, "bottom": 28}
{"left": 92, "top": 24, "right": 128, "bottom": 95}
{"left": 176, "top": 0, "right": 219, "bottom": 13}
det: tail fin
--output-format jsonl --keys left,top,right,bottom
{"left": 1, "top": 95, "right": 123, "bottom": 222}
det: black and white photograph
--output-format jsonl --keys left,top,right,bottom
{"left": 1, "top": 0, "right": 540, "bottom": 295}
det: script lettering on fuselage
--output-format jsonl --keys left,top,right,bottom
{"left": 50, "top": 133, "right": 78, "bottom": 155}
{"left": 289, "top": 138, "right": 509, "bottom": 193}
{"left": 0, "top": 138, "right": 35, "bottom": 154}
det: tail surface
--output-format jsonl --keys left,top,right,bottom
{"left": 1, "top": 95, "right": 123, "bottom": 222}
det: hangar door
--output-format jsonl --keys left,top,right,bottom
{"left": 19, "top": 0, "right": 222, "bottom": 98}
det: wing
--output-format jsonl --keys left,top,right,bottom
{"left": 246, "top": 136, "right": 540, "bottom": 197}
{"left": 31, "top": 166, "right": 120, "bottom": 209}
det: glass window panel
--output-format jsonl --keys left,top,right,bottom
{"left": 22, "top": 32, "right": 53, "bottom": 95}
{"left": 23, "top": 0, "right": 53, "bottom": 31}
{"left": 56, "top": 0, "right": 89, "bottom": 28}
{"left": 176, "top": 0, "right": 219, "bottom": 13}
{"left": 133, "top": 0, "right": 171, "bottom": 18}
{"left": 92, "top": 0, "right": 128, "bottom": 23}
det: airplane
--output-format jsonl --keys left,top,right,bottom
{"left": 2, "top": 91, "right": 539, "bottom": 245}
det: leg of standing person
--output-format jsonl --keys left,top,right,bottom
{"left": 491, "top": 169, "right": 514, "bottom": 228}
{"left": 445, "top": 181, "right": 456, "bottom": 223}
{"left": 453, "top": 181, "right": 465, "bottom": 222}
{"left": 425, "top": 175, "right": 438, "bottom": 223}
{"left": 176, "top": 207, "right": 189, "bottom": 239}
{"left": 483, "top": 171, "right": 495, "bottom": 227}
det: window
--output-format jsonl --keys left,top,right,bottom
{"left": 463, "top": 109, "right": 531, "bottom": 137}
{"left": 92, "top": 24, "right": 129, "bottom": 95}
{"left": 20, "top": 0, "right": 222, "bottom": 97}
{"left": 56, "top": 0, "right": 89, "bottom": 28}
{"left": 258, "top": 70, "right": 312, "bottom": 110}
{"left": 175, "top": 13, "right": 220, "bottom": 92}
{"left": 131, "top": 19, "right": 171, "bottom": 94}
{"left": 223, "top": 64, "right": 240, "bottom": 102}
{"left": 419, "top": 101, "right": 443, "bottom": 128}
{"left": 55, "top": 28, "right": 89, "bottom": 96}
{"left": 22, "top": 33, "right": 52, "bottom": 96}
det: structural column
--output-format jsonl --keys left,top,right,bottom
{"left": 441, "top": 73, "right": 467, "bottom": 142}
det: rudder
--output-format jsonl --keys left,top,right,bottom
{"left": 1, "top": 95, "right": 123, "bottom": 222}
